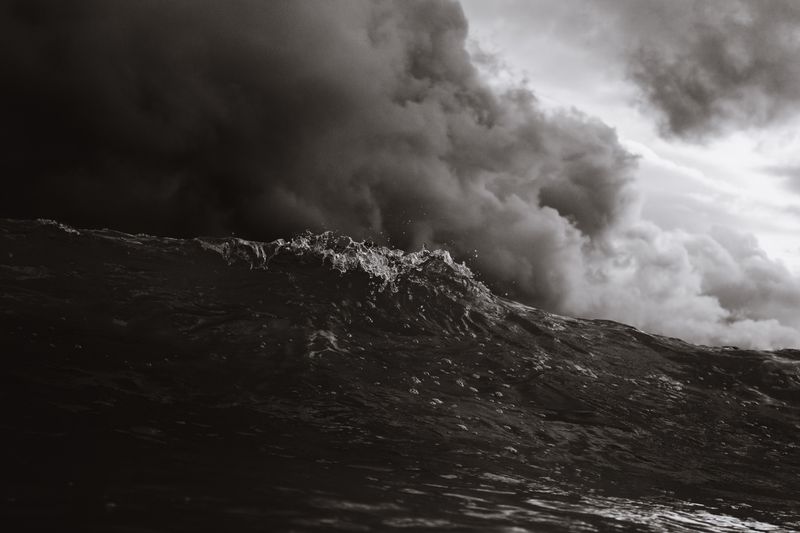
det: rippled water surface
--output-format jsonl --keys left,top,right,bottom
{"left": 1, "top": 218, "right": 799, "bottom": 531}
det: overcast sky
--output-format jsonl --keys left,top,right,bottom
{"left": 462, "top": 0, "right": 800, "bottom": 274}
{"left": 2, "top": 0, "right": 800, "bottom": 348}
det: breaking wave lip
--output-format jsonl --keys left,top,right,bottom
{"left": 199, "top": 230, "right": 484, "bottom": 292}
{"left": 197, "top": 230, "right": 521, "bottom": 339}
{"left": 34, "top": 217, "right": 82, "bottom": 235}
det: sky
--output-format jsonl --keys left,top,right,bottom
{"left": 2, "top": 0, "right": 800, "bottom": 349}
{"left": 461, "top": 0, "right": 800, "bottom": 274}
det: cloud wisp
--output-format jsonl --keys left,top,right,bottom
{"left": 2, "top": 0, "right": 799, "bottom": 348}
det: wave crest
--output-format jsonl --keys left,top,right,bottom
{"left": 202, "top": 231, "right": 484, "bottom": 293}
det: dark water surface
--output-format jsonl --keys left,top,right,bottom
{"left": 1, "top": 218, "right": 799, "bottom": 531}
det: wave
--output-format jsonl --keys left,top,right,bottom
{"left": 1, "top": 217, "right": 799, "bottom": 531}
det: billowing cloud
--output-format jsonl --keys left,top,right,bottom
{"left": 575, "top": 224, "right": 800, "bottom": 348}
{"left": 1, "top": 0, "right": 799, "bottom": 348}
{"left": 0, "top": 0, "right": 637, "bottom": 309}
{"left": 600, "top": 0, "right": 800, "bottom": 139}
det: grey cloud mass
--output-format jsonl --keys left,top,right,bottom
{"left": 2, "top": 0, "right": 800, "bottom": 348}
{"left": 0, "top": 0, "right": 636, "bottom": 307}
{"left": 605, "top": 0, "right": 800, "bottom": 139}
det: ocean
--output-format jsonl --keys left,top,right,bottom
{"left": 1, "top": 218, "right": 798, "bottom": 531}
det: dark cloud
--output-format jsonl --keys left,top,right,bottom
{"left": 1, "top": 0, "right": 799, "bottom": 347}
{"left": 0, "top": 0, "right": 637, "bottom": 306}
{"left": 604, "top": 0, "right": 800, "bottom": 139}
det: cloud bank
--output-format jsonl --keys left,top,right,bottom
{"left": 1, "top": 0, "right": 799, "bottom": 348}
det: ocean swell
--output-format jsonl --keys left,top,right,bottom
{"left": 1, "top": 218, "right": 799, "bottom": 531}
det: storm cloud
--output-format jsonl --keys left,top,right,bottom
{"left": 603, "top": 0, "right": 800, "bottom": 139}
{"left": 0, "top": 0, "right": 636, "bottom": 306}
{"left": 2, "top": 0, "right": 800, "bottom": 348}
